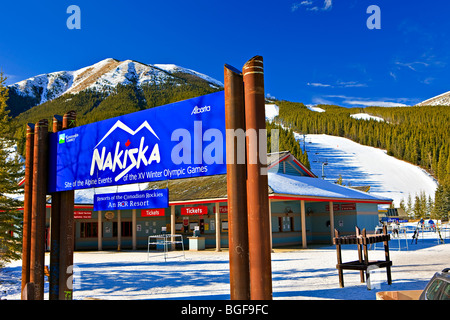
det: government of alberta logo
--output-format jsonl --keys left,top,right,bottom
{"left": 191, "top": 105, "right": 211, "bottom": 115}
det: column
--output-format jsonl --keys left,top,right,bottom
{"left": 215, "top": 202, "right": 221, "bottom": 252}
{"left": 98, "top": 211, "right": 102, "bottom": 251}
{"left": 171, "top": 206, "right": 175, "bottom": 250}
{"left": 269, "top": 199, "right": 273, "bottom": 252}
{"left": 329, "top": 201, "right": 335, "bottom": 245}
{"left": 301, "top": 200, "right": 307, "bottom": 249}
{"left": 132, "top": 209, "right": 136, "bottom": 250}
{"left": 117, "top": 210, "right": 121, "bottom": 251}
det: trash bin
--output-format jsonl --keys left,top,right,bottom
{"left": 188, "top": 237, "right": 205, "bottom": 251}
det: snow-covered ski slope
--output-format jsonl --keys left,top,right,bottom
{"left": 298, "top": 133, "right": 438, "bottom": 206}
{"left": 265, "top": 104, "right": 438, "bottom": 206}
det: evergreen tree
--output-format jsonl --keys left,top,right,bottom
{"left": 413, "top": 194, "right": 422, "bottom": 219}
{"left": 434, "top": 183, "right": 450, "bottom": 221}
{"left": 0, "top": 72, "right": 24, "bottom": 267}
{"left": 427, "top": 195, "right": 434, "bottom": 219}
{"left": 399, "top": 198, "right": 405, "bottom": 212}
{"left": 406, "top": 194, "right": 413, "bottom": 218}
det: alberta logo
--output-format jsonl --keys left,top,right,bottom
{"left": 59, "top": 133, "right": 66, "bottom": 144}
{"left": 191, "top": 105, "right": 211, "bottom": 115}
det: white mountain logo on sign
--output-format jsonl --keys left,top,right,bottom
{"left": 90, "top": 120, "right": 161, "bottom": 182}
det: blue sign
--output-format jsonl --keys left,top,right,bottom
{"left": 48, "top": 91, "right": 226, "bottom": 192}
{"left": 93, "top": 189, "right": 168, "bottom": 211}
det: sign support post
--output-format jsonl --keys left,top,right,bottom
{"left": 21, "top": 123, "right": 34, "bottom": 299}
{"left": 58, "top": 111, "right": 76, "bottom": 300}
{"left": 224, "top": 64, "right": 250, "bottom": 300}
{"left": 49, "top": 115, "right": 62, "bottom": 300}
{"left": 243, "top": 56, "right": 273, "bottom": 300}
{"left": 30, "top": 119, "right": 49, "bottom": 300}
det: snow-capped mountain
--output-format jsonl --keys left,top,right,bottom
{"left": 416, "top": 90, "right": 450, "bottom": 106}
{"left": 8, "top": 58, "right": 223, "bottom": 108}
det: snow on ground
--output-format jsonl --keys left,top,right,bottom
{"left": 265, "top": 103, "right": 279, "bottom": 122}
{"left": 350, "top": 113, "right": 385, "bottom": 122}
{"left": 306, "top": 105, "right": 326, "bottom": 113}
{"left": 1, "top": 226, "right": 449, "bottom": 300}
{"left": 298, "top": 134, "right": 438, "bottom": 206}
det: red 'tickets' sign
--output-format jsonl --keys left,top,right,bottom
{"left": 141, "top": 208, "right": 165, "bottom": 217}
{"left": 213, "top": 205, "right": 228, "bottom": 214}
{"left": 74, "top": 211, "right": 92, "bottom": 219}
{"left": 181, "top": 206, "right": 208, "bottom": 216}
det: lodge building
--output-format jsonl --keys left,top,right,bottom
{"left": 39, "top": 151, "right": 392, "bottom": 251}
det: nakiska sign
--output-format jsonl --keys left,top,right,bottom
{"left": 48, "top": 91, "right": 226, "bottom": 192}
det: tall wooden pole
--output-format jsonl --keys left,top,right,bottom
{"left": 21, "top": 123, "right": 34, "bottom": 299}
{"left": 59, "top": 111, "right": 76, "bottom": 300}
{"left": 243, "top": 56, "right": 272, "bottom": 300}
{"left": 30, "top": 119, "right": 49, "bottom": 300}
{"left": 49, "top": 115, "right": 62, "bottom": 300}
{"left": 224, "top": 63, "right": 250, "bottom": 300}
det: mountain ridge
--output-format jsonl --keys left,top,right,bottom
{"left": 416, "top": 90, "right": 450, "bottom": 106}
{"left": 7, "top": 58, "right": 223, "bottom": 116}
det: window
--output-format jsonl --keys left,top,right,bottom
{"left": 442, "top": 281, "right": 450, "bottom": 300}
{"left": 278, "top": 216, "right": 294, "bottom": 232}
{"left": 425, "top": 279, "right": 445, "bottom": 300}
{"left": 80, "top": 222, "right": 98, "bottom": 238}
{"left": 113, "top": 221, "right": 133, "bottom": 237}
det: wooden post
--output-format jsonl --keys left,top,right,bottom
{"left": 59, "top": 111, "right": 76, "bottom": 300}
{"left": 21, "top": 123, "right": 34, "bottom": 299}
{"left": 356, "top": 227, "right": 365, "bottom": 283}
{"left": 243, "top": 56, "right": 272, "bottom": 300}
{"left": 383, "top": 225, "right": 392, "bottom": 285}
{"left": 362, "top": 228, "right": 370, "bottom": 284}
{"left": 49, "top": 115, "right": 63, "bottom": 300}
{"left": 335, "top": 229, "right": 344, "bottom": 288}
{"left": 30, "top": 119, "right": 48, "bottom": 300}
{"left": 224, "top": 63, "right": 250, "bottom": 299}
{"left": 22, "top": 282, "right": 35, "bottom": 300}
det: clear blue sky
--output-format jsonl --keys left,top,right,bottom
{"left": 1, "top": 0, "right": 449, "bottom": 107}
